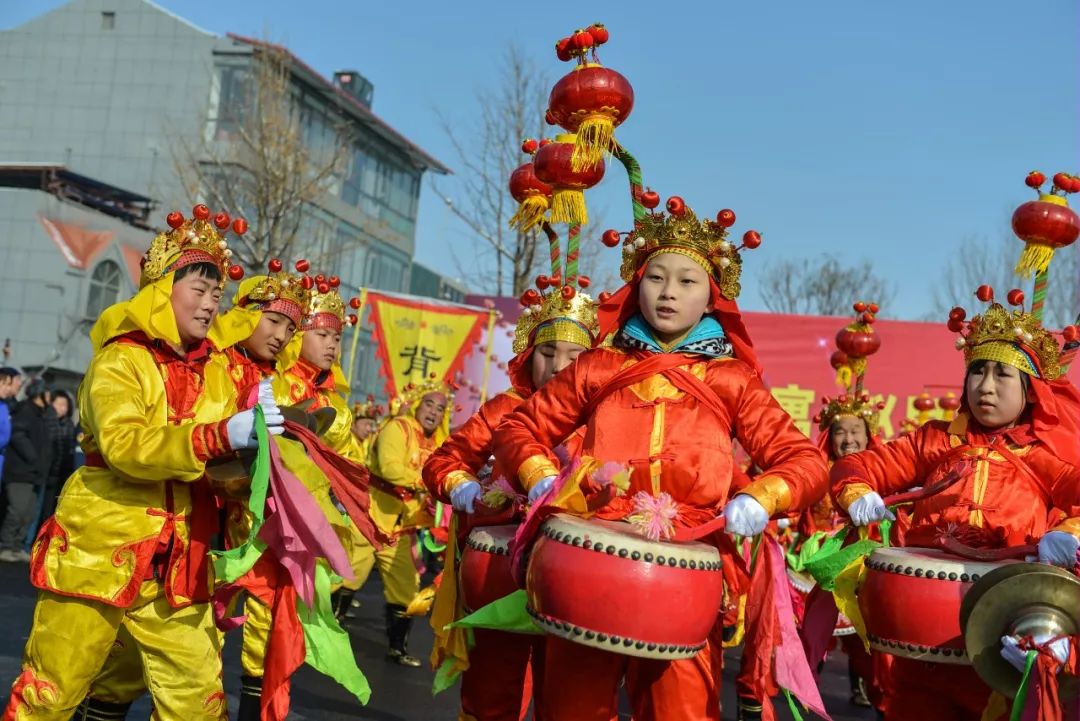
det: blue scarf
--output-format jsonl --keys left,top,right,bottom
{"left": 617, "top": 314, "right": 733, "bottom": 358}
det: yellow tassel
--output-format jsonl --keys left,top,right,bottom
{"left": 404, "top": 583, "right": 437, "bottom": 617}
{"left": 571, "top": 115, "right": 615, "bottom": 172}
{"left": 508, "top": 195, "right": 549, "bottom": 232}
{"left": 550, "top": 187, "right": 589, "bottom": 225}
{"left": 835, "top": 366, "right": 852, "bottom": 389}
{"left": 1014, "top": 242, "right": 1056, "bottom": 278}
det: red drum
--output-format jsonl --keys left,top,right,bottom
{"left": 459, "top": 524, "right": 518, "bottom": 613}
{"left": 525, "top": 514, "right": 724, "bottom": 660}
{"left": 860, "top": 547, "right": 1017, "bottom": 663}
{"left": 788, "top": 568, "right": 856, "bottom": 636}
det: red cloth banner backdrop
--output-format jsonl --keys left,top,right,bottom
{"left": 366, "top": 292, "right": 488, "bottom": 399}
{"left": 456, "top": 296, "right": 1078, "bottom": 442}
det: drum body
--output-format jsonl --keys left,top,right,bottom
{"left": 860, "top": 547, "right": 1016, "bottom": 664}
{"left": 525, "top": 514, "right": 724, "bottom": 660}
{"left": 459, "top": 524, "right": 519, "bottom": 613}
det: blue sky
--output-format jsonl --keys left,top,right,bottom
{"left": 6, "top": 0, "right": 1078, "bottom": 319}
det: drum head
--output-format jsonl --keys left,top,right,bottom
{"left": 964, "top": 565, "right": 1080, "bottom": 698}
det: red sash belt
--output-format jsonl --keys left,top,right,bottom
{"left": 370, "top": 474, "right": 416, "bottom": 502}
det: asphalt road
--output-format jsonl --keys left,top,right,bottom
{"left": 0, "top": 561, "right": 876, "bottom": 720}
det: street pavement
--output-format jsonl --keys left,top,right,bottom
{"left": 0, "top": 561, "right": 876, "bottom": 720}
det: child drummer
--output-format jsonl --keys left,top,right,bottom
{"left": 492, "top": 197, "right": 829, "bottom": 721}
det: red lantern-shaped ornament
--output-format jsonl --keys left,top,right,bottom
{"left": 508, "top": 161, "right": 555, "bottom": 231}
{"left": 1012, "top": 174, "right": 1080, "bottom": 277}
{"left": 835, "top": 324, "right": 881, "bottom": 359}
{"left": 547, "top": 61, "right": 634, "bottom": 172}
{"left": 532, "top": 135, "right": 605, "bottom": 225}
{"left": 913, "top": 393, "right": 936, "bottom": 412}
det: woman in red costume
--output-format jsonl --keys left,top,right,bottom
{"left": 423, "top": 276, "right": 598, "bottom": 721}
{"left": 491, "top": 198, "right": 829, "bottom": 721}
{"left": 832, "top": 288, "right": 1080, "bottom": 720}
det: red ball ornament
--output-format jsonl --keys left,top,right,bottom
{"left": 166, "top": 211, "right": 184, "bottom": 229}
{"left": 640, "top": 189, "right": 660, "bottom": 209}
{"left": 231, "top": 218, "right": 248, "bottom": 235}
{"left": 861, "top": 312, "right": 876, "bottom": 324}
{"left": 521, "top": 138, "right": 539, "bottom": 155}
{"left": 571, "top": 30, "right": 594, "bottom": 51}
{"left": 555, "top": 38, "right": 573, "bottom": 62}
{"left": 588, "top": 23, "right": 609, "bottom": 45}
{"left": 523, "top": 289, "right": 541, "bottom": 306}
{"left": 329, "top": 276, "right": 340, "bottom": 288}
{"left": 975, "top": 285, "right": 994, "bottom": 302}
{"left": 300, "top": 276, "right": 314, "bottom": 290}
{"left": 192, "top": 204, "right": 211, "bottom": 220}
{"left": 349, "top": 297, "right": 362, "bottom": 309}
{"left": 836, "top": 325, "right": 881, "bottom": 358}
{"left": 1026, "top": 171, "right": 1046, "bottom": 189}
{"left": 853, "top": 301, "right": 867, "bottom": 313}
{"left": 601, "top": 229, "right": 621, "bottom": 247}
{"left": 1053, "top": 172, "right": 1071, "bottom": 190}
{"left": 1012, "top": 197, "right": 1080, "bottom": 255}
{"left": 742, "top": 230, "right": 762, "bottom": 249}
{"left": 949, "top": 307, "right": 966, "bottom": 321}
{"left": 213, "top": 212, "right": 230, "bottom": 230}
{"left": 227, "top": 265, "right": 244, "bottom": 281}
{"left": 348, "top": 314, "right": 358, "bottom": 326}
{"left": 1006, "top": 288, "right": 1025, "bottom": 306}
{"left": 295, "top": 259, "right": 310, "bottom": 273}
{"left": 578, "top": 275, "right": 591, "bottom": 288}
{"left": 868, "top": 303, "right": 880, "bottom": 314}
{"left": 268, "top": 258, "right": 283, "bottom": 273}
{"left": 830, "top": 350, "right": 849, "bottom": 369}
{"left": 1063, "top": 325, "right": 1079, "bottom": 343}
{"left": 913, "top": 394, "right": 935, "bottom": 412}
{"left": 317, "top": 282, "right": 330, "bottom": 294}
{"left": 947, "top": 317, "right": 965, "bottom": 333}
{"left": 715, "top": 209, "right": 736, "bottom": 228}
{"left": 536, "top": 274, "right": 550, "bottom": 289}
{"left": 666, "top": 196, "right": 686, "bottom": 217}
{"left": 315, "top": 274, "right": 326, "bottom": 284}
{"left": 598, "top": 291, "right": 612, "bottom": 303}
{"left": 561, "top": 285, "right": 576, "bottom": 300}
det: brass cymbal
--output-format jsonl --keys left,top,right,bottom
{"left": 280, "top": 405, "right": 337, "bottom": 437}
{"left": 958, "top": 561, "right": 1032, "bottom": 632}
{"left": 963, "top": 565, "right": 1080, "bottom": 698}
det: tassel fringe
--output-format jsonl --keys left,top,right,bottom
{"left": 550, "top": 188, "right": 589, "bottom": 226}
{"left": 1014, "top": 243, "right": 1056, "bottom": 278}
{"left": 571, "top": 115, "right": 615, "bottom": 172}
{"left": 508, "top": 195, "right": 549, "bottom": 232}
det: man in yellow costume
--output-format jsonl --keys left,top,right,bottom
{"left": 2, "top": 205, "right": 284, "bottom": 721}
{"left": 351, "top": 396, "right": 382, "bottom": 459}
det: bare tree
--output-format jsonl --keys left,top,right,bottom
{"left": 172, "top": 43, "right": 350, "bottom": 270}
{"left": 760, "top": 254, "right": 895, "bottom": 316}
{"left": 931, "top": 233, "right": 1079, "bottom": 328}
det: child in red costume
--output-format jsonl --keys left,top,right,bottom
{"left": 832, "top": 290, "right": 1080, "bottom": 720}
{"left": 492, "top": 199, "right": 829, "bottom": 721}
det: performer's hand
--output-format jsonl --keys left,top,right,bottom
{"left": 847, "top": 491, "right": 895, "bottom": 526}
{"left": 777, "top": 517, "right": 792, "bottom": 530}
{"left": 449, "top": 480, "right": 483, "bottom": 513}
{"left": 1038, "top": 531, "right": 1080, "bottom": 569}
{"left": 255, "top": 379, "right": 285, "bottom": 432}
{"left": 528, "top": 475, "right": 556, "bottom": 504}
{"left": 1001, "top": 634, "right": 1071, "bottom": 672}
{"left": 723, "top": 494, "right": 769, "bottom": 537}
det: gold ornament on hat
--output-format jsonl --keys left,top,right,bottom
{"left": 236, "top": 258, "right": 314, "bottom": 327}
{"left": 390, "top": 374, "right": 456, "bottom": 417}
{"left": 140, "top": 205, "right": 247, "bottom": 289}
{"left": 352, "top": 394, "right": 383, "bottom": 421}
{"left": 513, "top": 278, "right": 598, "bottom": 354}
{"left": 302, "top": 272, "right": 361, "bottom": 332}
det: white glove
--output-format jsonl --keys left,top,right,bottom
{"left": 1001, "top": 634, "right": 1071, "bottom": 672}
{"left": 847, "top": 491, "right": 895, "bottom": 526}
{"left": 226, "top": 380, "right": 285, "bottom": 450}
{"left": 449, "top": 480, "right": 483, "bottom": 513}
{"left": 528, "top": 475, "right": 557, "bottom": 504}
{"left": 723, "top": 494, "right": 770, "bottom": 537}
{"left": 777, "top": 517, "right": 792, "bottom": 530}
{"left": 255, "top": 379, "right": 285, "bottom": 430}
{"left": 1038, "top": 531, "right": 1080, "bottom": 569}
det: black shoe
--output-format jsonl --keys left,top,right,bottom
{"left": 330, "top": 589, "right": 357, "bottom": 624}
{"left": 385, "top": 603, "right": 423, "bottom": 668}
{"left": 237, "top": 675, "right": 262, "bottom": 721}
{"left": 850, "top": 676, "right": 872, "bottom": 708}
{"left": 736, "top": 697, "right": 763, "bottom": 721}
{"left": 72, "top": 697, "right": 133, "bottom": 720}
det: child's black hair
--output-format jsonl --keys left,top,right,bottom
{"left": 174, "top": 262, "right": 222, "bottom": 283}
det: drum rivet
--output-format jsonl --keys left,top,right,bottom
{"left": 644, "top": 553, "right": 654, "bottom": 562}
{"left": 606, "top": 545, "right": 617, "bottom": 555}
{"left": 572, "top": 627, "right": 582, "bottom": 636}
{"left": 623, "top": 638, "right": 633, "bottom": 647}
{"left": 595, "top": 543, "right": 605, "bottom": 553}
{"left": 949, "top": 572, "right": 957, "bottom": 580}
{"left": 597, "top": 634, "right": 608, "bottom": 642}
{"left": 903, "top": 566, "right": 913, "bottom": 575}
{"left": 585, "top": 631, "right": 595, "bottom": 640}
{"left": 689, "top": 560, "right": 696, "bottom": 569}
{"left": 656, "top": 555, "right": 666, "bottom": 564}
{"left": 960, "top": 574, "right": 970, "bottom": 582}
{"left": 610, "top": 635, "right": 621, "bottom": 644}
{"left": 647, "top": 644, "right": 657, "bottom": 651}
{"left": 937, "top": 571, "right": 947, "bottom": 580}
{"left": 635, "top": 641, "right": 644, "bottom": 649}
{"left": 668, "top": 558, "right": 678, "bottom": 567}
{"left": 914, "top": 568, "right": 924, "bottom": 577}
{"left": 941, "top": 648, "right": 951, "bottom": 656}
{"left": 631, "top": 551, "right": 641, "bottom": 560}
{"left": 658, "top": 645, "right": 668, "bottom": 653}
{"left": 572, "top": 536, "right": 582, "bottom": 547}
{"left": 679, "top": 559, "right": 688, "bottom": 568}
{"left": 886, "top": 563, "right": 894, "bottom": 572}
{"left": 618, "top": 549, "right": 628, "bottom": 558}
{"left": 971, "top": 574, "right": 980, "bottom": 582}
{"left": 583, "top": 540, "right": 592, "bottom": 549}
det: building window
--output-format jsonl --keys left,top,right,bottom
{"left": 86, "top": 260, "right": 122, "bottom": 318}
{"left": 101, "top": 12, "right": 115, "bottom": 30}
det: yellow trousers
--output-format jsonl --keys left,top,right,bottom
{"left": 239, "top": 594, "right": 272, "bottom": 678}
{"left": 4, "top": 582, "right": 225, "bottom": 721}
{"left": 341, "top": 525, "right": 419, "bottom": 607}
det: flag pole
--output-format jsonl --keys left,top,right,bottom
{"left": 346, "top": 287, "right": 369, "bottom": 397}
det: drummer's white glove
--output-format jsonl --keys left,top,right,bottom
{"left": 777, "top": 517, "right": 792, "bottom": 530}
{"left": 528, "top": 475, "right": 556, "bottom": 504}
{"left": 226, "top": 380, "right": 285, "bottom": 449}
{"left": 723, "top": 494, "right": 770, "bottom": 537}
{"left": 1038, "top": 531, "right": 1080, "bottom": 569}
{"left": 1001, "top": 634, "right": 1071, "bottom": 672}
{"left": 449, "top": 480, "right": 483, "bottom": 514}
{"left": 847, "top": 491, "right": 895, "bottom": 526}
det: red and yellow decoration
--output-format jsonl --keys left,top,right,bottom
{"left": 141, "top": 204, "right": 246, "bottom": 288}
{"left": 533, "top": 134, "right": 606, "bottom": 225}
{"left": 302, "top": 274, "right": 359, "bottom": 333}
{"left": 508, "top": 139, "right": 555, "bottom": 231}
{"left": 832, "top": 301, "right": 882, "bottom": 388}
{"left": 236, "top": 258, "right": 315, "bottom": 327}
{"left": 513, "top": 274, "right": 599, "bottom": 354}
{"left": 1012, "top": 170, "right": 1080, "bottom": 277}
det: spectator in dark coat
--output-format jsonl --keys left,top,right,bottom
{"left": 38, "top": 389, "right": 77, "bottom": 530}
{"left": 0, "top": 379, "right": 53, "bottom": 562}
{"left": 0, "top": 367, "right": 23, "bottom": 481}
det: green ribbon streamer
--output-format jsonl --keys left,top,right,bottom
{"left": 450, "top": 590, "right": 543, "bottom": 635}
{"left": 298, "top": 563, "right": 372, "bottom": 704}
{"left": 421, "top": 503, "right": 447, "bottom": 554}
{"left": 432, "top": 657, "right": 464, "bottom": 696}
{"left": 786, "top": 531, "right": 827, "bottom": 573}
{"left": 212, "top": 405, "right": 271, "bottom": 581}
{"left": 1010, "top": 650, "right": 1038, "bottom": 721}
{"left": 782, "top": 688, "right": 805, "bottom": 721}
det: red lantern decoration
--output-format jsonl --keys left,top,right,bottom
{"left": 232, "top": 218, "right": 248, "bottom": 235}
{"left": 547, "top": 63, "right": 634, "bottom": 171}
{"left": 192, "top": 204, "right": 210, "bottom": 220}
{"left": 227, "top": 265, "right": 244, "bottom": 281}
{"left": 1012, "top": 175, "right": 1080, "bottom": 277}
{"left": 830, "top": 350, "right": 849, "bottom": 369}
{"left": 166, "top": 211, "right": 184, "bottom": 229}
{"left": 938, "top": 393, "right": 961, "bottom": 411}
{"left": 532, "top": 135, "right": 605, "bottom": 225}
{"left": 913, "top": 393, "right": 935, "bottom": 412}
{"left": 213, "top": 212, "right": 231, "bottom": 230}
{"left": 835, "top": 325, "right": 881, "bottom": 359}
{"left": 508, "top": 162, "right": 554, "bottom": 231}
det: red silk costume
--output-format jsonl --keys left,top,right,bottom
{"left": 493, "top": 347, "right": 829, "bottom": 721}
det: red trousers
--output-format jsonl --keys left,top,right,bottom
{"left": 538, "top": 627, "right": 724, "bottom": 721}
{"left": 884, "top": 657, "right": 992, "bottom": 721}
{"left": 460, "top": 629, "right": 543, "bottom": 721}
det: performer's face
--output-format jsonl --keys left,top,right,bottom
{"left": 243, "top": 312, "right": 296, "bottom": 362}
{"left": 415, "top": 392, "right": 447, "bottom": 435}
{"left": 352, "top": 417, "right": 376, "bottom": 440}
{"left": 965, "top": 359, "right": 1027, "bottom": 429}
{"left": 301, "top": 328, "right": 341, "bottom": 370}
{"left": 830, "top": 416, "right": 868, "bottom": 458}
{"left": 638, "top": 253, "right": 712, "bottom": 343}
{"left": 171, "top": 267, "right": 223, "bottom": 346}
{"left": 531, "top": 340, "right": 587, "bottom": 389}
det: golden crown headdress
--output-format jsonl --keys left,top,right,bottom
{"left": 352, "top": 395, "right": 384, "bottom": 421}
{"left": 605, "top": 198, "right": 761, "bottom": 300}
{"left": 389, "top": 374, "right": 456, "bottom": 417}
{"left": 514, "top": 280, "right": 599, "bottom": 354}
{"left": 235, "top": 258, "right": 315, "bottom": 327}
{"left": 948, "top": 285, "right": 1076, "bottom": 381}
{"left": 301, "top": 269, "right": 361, "bottom": 332}
{"left": 817, "top": 301, "right": 886, "bottom": 432}
{"left": 140, "top": 205, "right": 247, "bottom": 289}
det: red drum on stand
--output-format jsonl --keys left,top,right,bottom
{"left": 459, "top": 524, "right": 518, "bottom": 613}
{"left": 525, "top": 514, "right": 724, "bottom": 660}
{"left": 860, "top": 547, "right": 1017, "bottom": 663}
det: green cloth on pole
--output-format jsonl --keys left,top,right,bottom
{"left": 213, "top": 406, "right": 270, "bottom": 581}
{"left": 451, "top": 590, "right": 543, "bottom": 635}
{"left": 298, "top": 564, "right": 372, "bottom": 704}
{"left": 1010, "top": 650, "right": 1038, "bottom": 721}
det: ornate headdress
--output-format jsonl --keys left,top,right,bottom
{"left": 234, "top": 258, "right": 314, "bottom": 327}
{"left": 140, "top": 205, "right": 246, "bottom": 289}
{"left": 948, "top": 285, "right": 1076, "bottom": 381}
{"left": 352, "top": 394, "right": 384, "bottom": 421}
{"left": 816, "top": 301, "right": 886, "bottom": 433}
{"left": 513, "top": 279, "right": 599, "bottom": 354}
{"left": 390, "top": 374, "right": 456, "bottom": 417}
{"left": 301, "top": 269, "right": 361, "bottom": 333}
